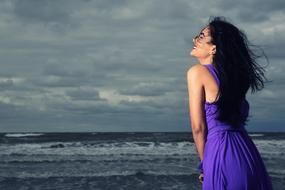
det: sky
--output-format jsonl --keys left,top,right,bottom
{"left": 0, "top": 0, "right": 284, "bottom": 132}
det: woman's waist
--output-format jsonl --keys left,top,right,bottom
{"left": 206, "top": 125, "right": 247, "bottom": 140}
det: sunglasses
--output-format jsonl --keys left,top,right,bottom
{"left": 193, "top": 33, "right": 212, "bottom": 44}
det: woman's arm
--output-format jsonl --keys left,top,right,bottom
{"left": 186, "top": 65, "right": 207, "bottom": 161}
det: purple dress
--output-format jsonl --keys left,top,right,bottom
{"left": 202, "top": 64, "right": 273, "bottom": 190}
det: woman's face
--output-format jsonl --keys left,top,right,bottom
{"left": 190, "top": 26, "right": 216, "bottom": 61}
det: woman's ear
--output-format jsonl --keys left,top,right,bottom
{"left": 211, "top": 45, "right": 216, "bottom": 55}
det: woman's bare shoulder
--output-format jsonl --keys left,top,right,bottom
{"left": 186, "top": 63, "right": 208, "bottom": 77}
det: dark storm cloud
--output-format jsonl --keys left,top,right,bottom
{"left": 30, "top": 71, "right": 93, "bottom": 87}
{"left": 14, "top": 0, "right": 72, "bottom": 24}
{"left": 65, "top": 88, "right": 104, "bottom": 101}
{"left": 47, "top": 98, "right": 166, "bottom": 116}
{"left": 147, "top": 0, "right": 192, "bottom": 20}
{"left": 0, "top": 79, "right": 14, "bottom": 89}
{"left": 0, "top": 0, "right": 284, "bottom": 132}
{"left": 42, "top": 63, "right": 85, "bottom": 77}
{"left": 260, "top": 37, "right": 285, "bottom": 59}
{"left": 118, "top": 83, "right": 168, "bottom": 97}
{"left": 218, "top": 0, "right": 285, "bottom": 13}
{"left": 117, "top": 78, "right": 185, "bottom": 97}
{"left": 88, "top": 0, "right": 129, "bottom": 10}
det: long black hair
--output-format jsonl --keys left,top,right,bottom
{"left": 207, "top": 16, "right": 271, "bottom": 127}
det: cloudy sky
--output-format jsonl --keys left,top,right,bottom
{"left": 0, "top": 0, "right": 284, "bottom": 132}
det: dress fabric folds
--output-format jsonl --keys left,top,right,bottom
{"left": 202, "top": 64, "right": 273, "bottom": 190}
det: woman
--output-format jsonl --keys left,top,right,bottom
{"left": 186, "top": 16, "right": 273, "bottom": 189}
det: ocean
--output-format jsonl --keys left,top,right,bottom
{"left": 0, "top": 132, "right": 284, "bottom": 190}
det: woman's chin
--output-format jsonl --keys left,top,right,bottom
{"left": 190, "top": 50, "right": 197, "bottom": 57}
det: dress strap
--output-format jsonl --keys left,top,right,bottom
{"left": 204, "top": 64, "right": 220, "bottom": 86}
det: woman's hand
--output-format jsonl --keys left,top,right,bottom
{"left": 199, "top": 173, "right": 204, "bottom": 184}
{"left": 197, "top": 160, "right": 204, "bottom": 184}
